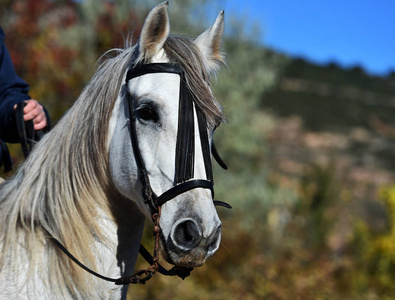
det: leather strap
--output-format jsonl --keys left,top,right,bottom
{"left": 213, "top": 200, "right": 232, "bottom": 209}
{"left": 51, "top": 236, "right": 118, "bottom": 283}
{"left": 15, "top": 102, "right": 32, "bottom": 158}
{"left": 175, "top": 80, "right": 195, "bottom": 184}
{"left": 48, "top": 234, "right": 193, "bottom": 285}
{"left": 14, "top": 101, "right": 45, "bottom": 159}
{"left": 126, "top": 63, "right": 182, "bottom": 82}
{"left": 126, "top": 92, "right": 158, "bottom": 212}
{"left": 212, "top": 142, "right": 228, "bottom": 170}
{"left": 156, "top": 179, "right": 213, "bottom": 207}
{"left": 125, "top": 62, "right": 226, "bottom": 213}
{"left": 0, "top": 139, "right": 12, "bottom": 172}
{"left": 138, "top": 244, "right": 193, "bottom": 279}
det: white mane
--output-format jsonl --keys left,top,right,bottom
{"left": 0, "top": 45, "right": 136, "bottom": 298}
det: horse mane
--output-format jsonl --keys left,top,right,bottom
{"left": 163, "top": 34, "right": 225, "bottom": 126}
{"left": 0, "top": 34, "right": 224, "bottom": 298}
{"left": 0, "top": 44, "right": 135, "bottom": 298}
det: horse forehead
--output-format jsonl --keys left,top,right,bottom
{"left": 128, "top": 73, "right": 180, "bottom": 100}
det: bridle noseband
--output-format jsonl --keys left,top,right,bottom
{"left": 49, "top": 61, "right": 231, "bottom": 285}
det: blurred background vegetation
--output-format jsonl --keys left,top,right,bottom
{"left": 1, "top": 0, "right": 395, "bottom": 299}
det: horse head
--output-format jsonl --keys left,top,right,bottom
{"left": 109, "top": 2, "right": 226, "bottom": 268}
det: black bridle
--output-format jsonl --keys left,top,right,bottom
{"left": 125, "top": 62, "right": 228, "bottom": 214}
{"left": 48, "top": 61, "right": 231, "bottom": 285}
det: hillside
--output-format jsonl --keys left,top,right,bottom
{"left": 262, "top": 58, "right": 395, "bottom": 189}
{"left": 263, "top": 58, "right": 395, "bottom": 132}
{"left": 260, "top": 59, "right": 395, "bottom": 239}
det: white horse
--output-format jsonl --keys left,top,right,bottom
{"left": 0, "top": 2, "right": 227, "bottom": 299}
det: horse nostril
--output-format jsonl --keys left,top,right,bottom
{"left": 172, "top": 219, "right": 202, "bottom": 251}
{"left": 207, "top": 225, "right": 222, "bottom": 254}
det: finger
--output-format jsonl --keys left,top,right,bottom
{"left": 23, "top": 100, "right": 38, "bottom": 114}
{"left": 32, "top": 113, "right": 44, "bottom": 125}
{"left": 34, "top": 119, "right": 47, "bottom": 131}
{"left": 24, "top": 105, "right": 44, "bottom": 122}
{"left": 23, "top": 109, "right": 39, "bottom": 121}
{"left": 32, "top": 110, "right": 47, "bottom": 130}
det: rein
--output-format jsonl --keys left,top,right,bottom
{"left": 15, "top": 102, "right": 45, "bottom": 159}
{"left": 49, "top": 207, "right": 193, "bottom": 285}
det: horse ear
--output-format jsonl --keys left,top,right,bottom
{"left": 139, "top": 1, "right": 170, "bottom": 62}
{"left": 194, "top": 11, "right": 225, "bottom": 70}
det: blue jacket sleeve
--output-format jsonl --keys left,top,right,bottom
{"left": 0, "top": 27, "right": 31, "bottom": 143}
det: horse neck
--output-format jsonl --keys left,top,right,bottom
{"left": 0, "top": 126, "right": 144, "bottom": 297}
{"left": 0, "top": 167, "right": 145, "bottom": 299}
{"left": 96, "top": 187, "right": 144, "bottom": 299}
{"left": 107, "top": 187, "right": 146, "bottom": 273}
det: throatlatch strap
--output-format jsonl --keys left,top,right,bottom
{"left": 212, "top": 142, "right": 228, "bottom": 170}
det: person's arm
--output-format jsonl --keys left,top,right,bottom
{"left": 0, "top": 27, "right": 50, "bottom": 143}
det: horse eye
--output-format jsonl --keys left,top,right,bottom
{"left": 138, "top": 107, "right": 157, "bottom": 122}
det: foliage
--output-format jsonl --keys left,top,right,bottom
{"left": 350, "top": 185, "right": 395, "bottom": 297}
{"left": 0, "top": 0, "right": 142, "bottom": 168}
{"left": 0, "top": 0, "right": 142, "bottom": 122}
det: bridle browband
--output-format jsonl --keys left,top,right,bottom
{"left": 48, "top": 60, "right": 231, "bottom": 285}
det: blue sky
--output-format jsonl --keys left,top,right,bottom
{"left": 222, "top": 0, "right": 395, "bottom": 75}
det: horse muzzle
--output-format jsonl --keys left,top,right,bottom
{"left": 162, "top": 217, "right": 222, "bottom": 267}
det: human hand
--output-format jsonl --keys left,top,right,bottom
{"left": 14, "top": 99, "right": 47, "bottom": 130}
